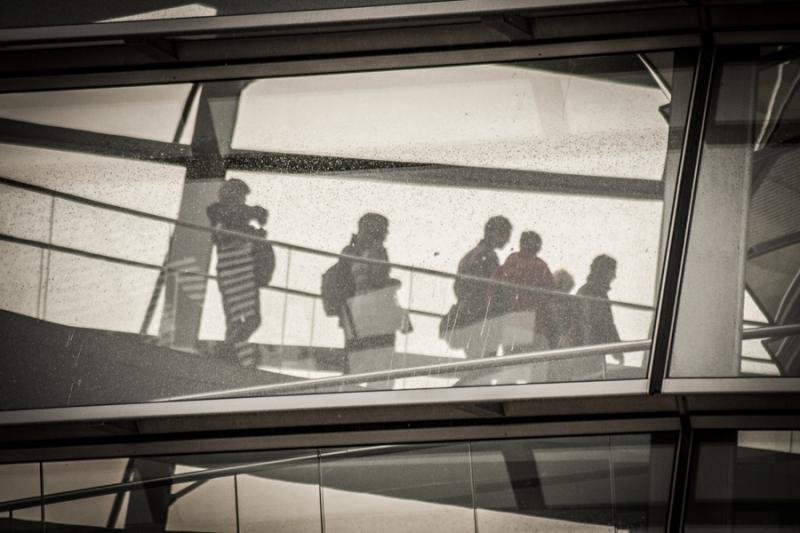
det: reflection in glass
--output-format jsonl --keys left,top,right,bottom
{"left": 684, "top": 430, "right": 800, "bottom": 532}
{"left": 0, "top": 462, "right": 42, "bottom": 530}
{"left": 321, "top": 444, "right": 474, "bottom": 533}
{"left": 0, "top": 51, "right": 693, "bottom": 408}
{"left": 743, "top": 47, "right": 800, "bottom": 377}
{"left": 671, "top": 46, "right": 800, "bottom": 378}
{"left": 472, "top": 434, "right": 676, "bottom": 533}
{"left": 0, "top": 451, "right": 320, "bottom": 533}
{"left": 0, "top": 434, "right": 677, "bottom": 532}
{"left": 236, "top": 451, "right": 321, "bottom": 533}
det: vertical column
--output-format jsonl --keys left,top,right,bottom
{"left": 671, "top": 50, "right": 758, "bottom": 377}
{"left": 124, "top": 459, "right": 175, "bottom": 533}
{"left": 158, "top": 81, "right": 246, "bottom": 352}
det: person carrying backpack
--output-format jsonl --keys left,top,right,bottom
{"left": 322, "top": 213, "right": 408, "bottom": 376}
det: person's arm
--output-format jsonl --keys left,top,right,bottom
{"left": 375, "top": 246, "right": 392, "bottom": 286}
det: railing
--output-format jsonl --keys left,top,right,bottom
{"left": 3, "top": 173, "right": 789, "bottom": 383}
{"left": 0, "top": 175, "right": 657, "bottom": 312}
{"left": 160, "top": 339, "right": 655, "bottom": 401}
{"left": 0, "top": 445, "right": 402, "bottom": 513}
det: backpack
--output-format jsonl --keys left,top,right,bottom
{"left": 321, "top": 259, "right": 355, "bottom": 317}
{"left": 250, "top": 228, "right": 275, "bottom": 288}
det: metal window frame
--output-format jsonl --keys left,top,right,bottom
{"left": 2, "top": 29, "right": 798, "bottom": 428}
{"left": 0, "top": 0, "right": 643, "bottom": 44}
{"left": 0, "top": 15, "right": 799, "bottom": 533}
{"left": 0, "top": 32, "right": 702, "bottom": 427}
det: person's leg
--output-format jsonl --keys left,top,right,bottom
{"left": 228, "top": 295, "right": 261, "bottom": 368}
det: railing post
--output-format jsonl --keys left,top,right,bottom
{"left": 278, "top": 249, "right": 292, "bottom": 365}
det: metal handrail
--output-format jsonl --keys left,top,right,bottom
{"left": 0, "top": 175, "right": 655, "bottom": 312}
{"left": 159, "top": 339, "right": 653, "bottom": 401}
{"left": 0, "top": 232, "right": 443, "bottom": 319}
{"left": 0, "top": 445, "right": 402, "bottom": 513}
{"left": 742, "top": 323, "right": 800, "bottom": 340}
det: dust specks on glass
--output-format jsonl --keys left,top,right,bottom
{"left": 0, "top": 51, "right": 693, "bottom": 408}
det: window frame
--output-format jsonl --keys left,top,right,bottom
{"left": 662, "top": 40, "right": 800, "bottom": 392}
{"left": 0, "top": 33, "right": 707, "bottom": 425}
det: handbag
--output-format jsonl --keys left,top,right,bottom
{"left": 250, "top": 228, "right": 275, "bottom": 288}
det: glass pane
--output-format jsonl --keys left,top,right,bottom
{"left": 684, "top": 430, "right": 800, "bottom": 532}
{"left": 670, "top": 46, "right": 800, "bottom": 378}
{"left": 22, "top": 451, "right": 320, "bottom": 532}
{"left": 320, "top": 444, "right": 474, "bottom": 533}
{"left": 0, "top": 432, "right": 677, "bottom": 532}
{"left": 0, "top": 462, "right": 42, "bottom": 530}
{"left": 472, "top": 433, "right": 676, "bottom": 533}
{"left": 0, "top": 50, "right": 694, "bottom": 409}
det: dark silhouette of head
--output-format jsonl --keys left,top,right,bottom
{"left": 484, "top": 216, "right": 512, "bottom": 249}
{"left": 357, "top": 212, "right": 389, "bottom": 246}
{"left": 589, "top": 254, "right": 617, "bottom": 286}
{"left": 219, "top": 178, "right": 250, "bottom": 204}
{"left": 554, "top": 269, "right": 575, "bottom": 293}
{"left": 520, "top": 231, "right": 542, "bottom": 256}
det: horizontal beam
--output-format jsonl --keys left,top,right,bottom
{"left": 313, "top": 163, "right": 665, "bottom": 200}
{"left": 0, "top": 34, "right": 701, "bottom": 93}
{"left": 0, "top": 0, "right": 640, "bottom": 44}
{"left": 0, "top": 118, "right": 664, "bottom": 202}
{"left": 226, "top": 149, "right": 428, "bottom": 174}
{"left": 0, "top": 118, "right": 190, "bottom": 165}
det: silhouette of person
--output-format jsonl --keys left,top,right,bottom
{"left": 493, "top": 231, "right": 557, "bottom": 352}
{"left": 552, "top": 269, "right": 577, "bottom": 348}
{"left": 547, "top": 266, "right": 606, "bottom": 382}
{"left": 451, "top": 215, "right": 512, "bottom": 358}
{"left": 339, "top": 213, "right": 406, "bottom": 375}
{"left": 575, "top": 254, "right": 622, "bottom": 363}
{"left": 553, "top": 269, "right": 575, "bottom": 294}
{"left": 207, "top": 179, "right": 267, "bottom": 367}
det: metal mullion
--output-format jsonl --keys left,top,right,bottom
{"left": 0, "top": 34, "right": 701, "bottom": 93}
{"left": 666, "top": 412, "right": 693, "bottom": 533}
{"left": 648, "top": 40, "right": 716, "bottom": 393}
